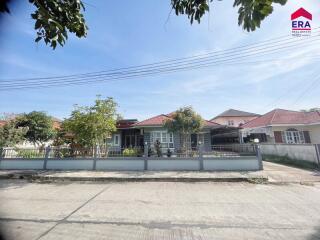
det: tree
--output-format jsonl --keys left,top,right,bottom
{"left": 0, "top": 120, "right": 27, "bottom": 148}
{"left": 164, "top": 106, "right": 203, "bottom": 151}
{"left": 15, "top": 111, "right": 55, "bottom": 146}
{"left": 62, "top": 96, "right": 118, "bottom": 152}
{"left": 0, "top": 0, "right": 287, "bottom": 49}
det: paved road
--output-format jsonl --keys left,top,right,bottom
{"left": 0, "top": 180, "right": 320, "bottom": 240}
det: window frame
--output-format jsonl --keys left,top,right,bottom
{"left": 113, "top": 134, "right": 120, "bottom": 146}
{"left": 150, "top": 131, "right": 174, "bottom": 148}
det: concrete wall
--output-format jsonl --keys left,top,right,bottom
{"left": 0, "top": 157, "right": 261, "bottom": 171}
{"left": 0, "top": 159, "right": 44, "bottom": 170}
{"left": 46, "top": 159, "right": 94, "bottom": 170}
{"left": 96, "top": 159, "right": 144, "bottom": 171}
{"left": 260, "top": 144, "right": 319, "bottom": 164}
{"left": 204, "top": 157, "right": 259, "bottom": 171}
{"left": 148, "top": 159, "right": 199, "bottom": 171}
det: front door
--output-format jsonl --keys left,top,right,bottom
{"left": 191, "top": 134, "right": 197, "bottom": 150}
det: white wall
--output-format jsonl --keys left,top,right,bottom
{"left": 260, "top": 144, "right": 319, "bottom": 163}
{"left": 0, "top": 159, "right": 44, "bottom": 170}
{"left": 148, "top": 159, "right": 199, "bottom": 171}
{"left": 46, "top": 160, "right": 94, "bottom": 170}
{"left": 0, "top": 157, "right": 261, "bottom": 171}
{"left": 96, "top": 159, "right": 144, "bottom": 171}
{"left": 204, "top": 157, "right": 259, "bottom": 171}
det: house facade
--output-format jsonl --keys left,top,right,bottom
{"left": 108, "top": 114, "right": 221, "bottom": 152}
{"left": 211, "top": 109, "right": 260, "bottom": 127}
{"left": 240, "top": 109, "right": 320, "bottom": 144}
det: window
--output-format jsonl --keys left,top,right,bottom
{"left": 227, "top": 120, "right": 234, "bottom": 126}
{"left": 282, "top": 129, "right": 305, "bottom": 144}
{"left": 113, "top": 134, "right": 120, "bottom": 146}
{"left": 150, "top": 131, "right": 174, "bottom": 148}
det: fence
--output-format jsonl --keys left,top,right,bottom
{"left": 0, "top": 144, "right": 262, "bottom": 171}
{"left": 260, "top": 143, "right": 320, "bottom": 165}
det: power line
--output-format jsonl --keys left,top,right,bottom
{"left": 1, "top": 33, "right": 320, "bottom": 90}
{"left": 1, "top": 29, "right": 320, "bottom": 84}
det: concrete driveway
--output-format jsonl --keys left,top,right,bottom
{"left": 0, "top": 180, "right": 320, "bottom": 240}
{"left": 263, "top": 161, "right": 320, "bottom": 183}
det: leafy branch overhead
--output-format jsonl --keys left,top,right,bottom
{"left": 172, "top": 0, "right": 287, "bottom": 31}
{"left": 30, "top": 0, "right": 88, "bottom": 49}
{"left": 0, "top": 0, "right": 287, "bottom": 49}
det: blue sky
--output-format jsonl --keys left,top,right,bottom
{"left": 0, "top": 0, "right": 320, "bottom": 121}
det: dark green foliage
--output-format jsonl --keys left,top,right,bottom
{"left": 171, "top": 0, "right": 211, "bottom": 24}
{"left": 29, "top": 0, "right": 88, "bottom": 49}
{"left": 0, "top": 120, "right": 27, "bottom": 148}
{"left": 234, "top": 0, "right": 287, "bottom": 31}
{"left": 15, "top": 111, "right": 55, "bottom": 145}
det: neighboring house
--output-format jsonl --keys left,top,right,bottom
{"left": 133, "top": 114, "right": 220, "bottom": 152}
{"left": 211, "top": 109, "right": 260, "bottom": 127}
{"left": 240, "top": 109, "right": 320, "bottom": 144}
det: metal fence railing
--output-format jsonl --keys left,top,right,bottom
{"left": 204, "top": 144, "right": 256, "bottom": 157}
{"left": 0, "top": 144, "right": 257, "bottom": 159}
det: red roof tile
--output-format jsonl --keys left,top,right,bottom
{"left": 241, "top": 109, "right": 320, "bottom": 128}
{"left": 134, "top": 114, "right": 172, "bottom": 126}
{"left": 0, "top": 120, "right": 7, "bottom": 127}
{"left": 135, "top": 114, "right": 220, "bottom": 128}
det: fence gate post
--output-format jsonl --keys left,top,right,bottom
{"left": 43, "top": 146, "right": 51, "bottom": 170}
{"left": 256, "top": 144, "right": 263, "bottom": 170}
{"left": 199, "top": 142, "right": 204, "bottom": 171}
{"left": 144, "top": 142, "right": 148, "bottom": 170}
{"left": 315, "top": 144, "right": 320, "bottom": 168}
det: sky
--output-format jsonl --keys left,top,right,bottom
{"left": 0, "top": 0, "right": 320, "bottom": 121}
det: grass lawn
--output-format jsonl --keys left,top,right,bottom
{"left": 263, "top": 154, "right": 320, "bottom": 170}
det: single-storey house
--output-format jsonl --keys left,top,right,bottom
{"left": 108, "top": 113, "right": 221, "bottom": 152}
{"left": 240, "top": 109, "right": 320, "bottom": 144}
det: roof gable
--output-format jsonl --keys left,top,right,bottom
{"left": 211, "top": 109, "right": 260, "bottom": 120}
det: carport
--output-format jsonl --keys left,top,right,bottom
{"left": 211, "top": 126, "right": 240, "bottom": 145}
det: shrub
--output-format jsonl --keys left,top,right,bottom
{"left": 16, "top": 149, "right": 44, "bottom": 158}
{"left": 123, "top": 148, "right": 138, "bottom": 157}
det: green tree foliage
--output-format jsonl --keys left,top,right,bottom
{"left": 15, "top": 111, "right": 55, "bottom": 145}
{"left": 164, "top": 106, "right": 203, "bottom": 150}
{"left": 0, "top": 120, "right": 27, "bottom": 148}
{"left": 62, "top": 96, "right": 118, "bottom": 149}
{"left": 172, "top": 0, "right": 287, "bottom": 31}
{"left": 233, "top": 0, "right": 287, "bottom": 31}
{"left": 1, "top": 0, "right": 287, "bottom": 49}
{"left": 0, "top": 0, "right": 87, "bottom": 49}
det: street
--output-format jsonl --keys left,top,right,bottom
{"left": 0, "top": 180, "right": 320, "bottom": 240}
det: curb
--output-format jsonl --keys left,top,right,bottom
{"left": 0, "top": 173, "right": 268, "bottom": 183}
